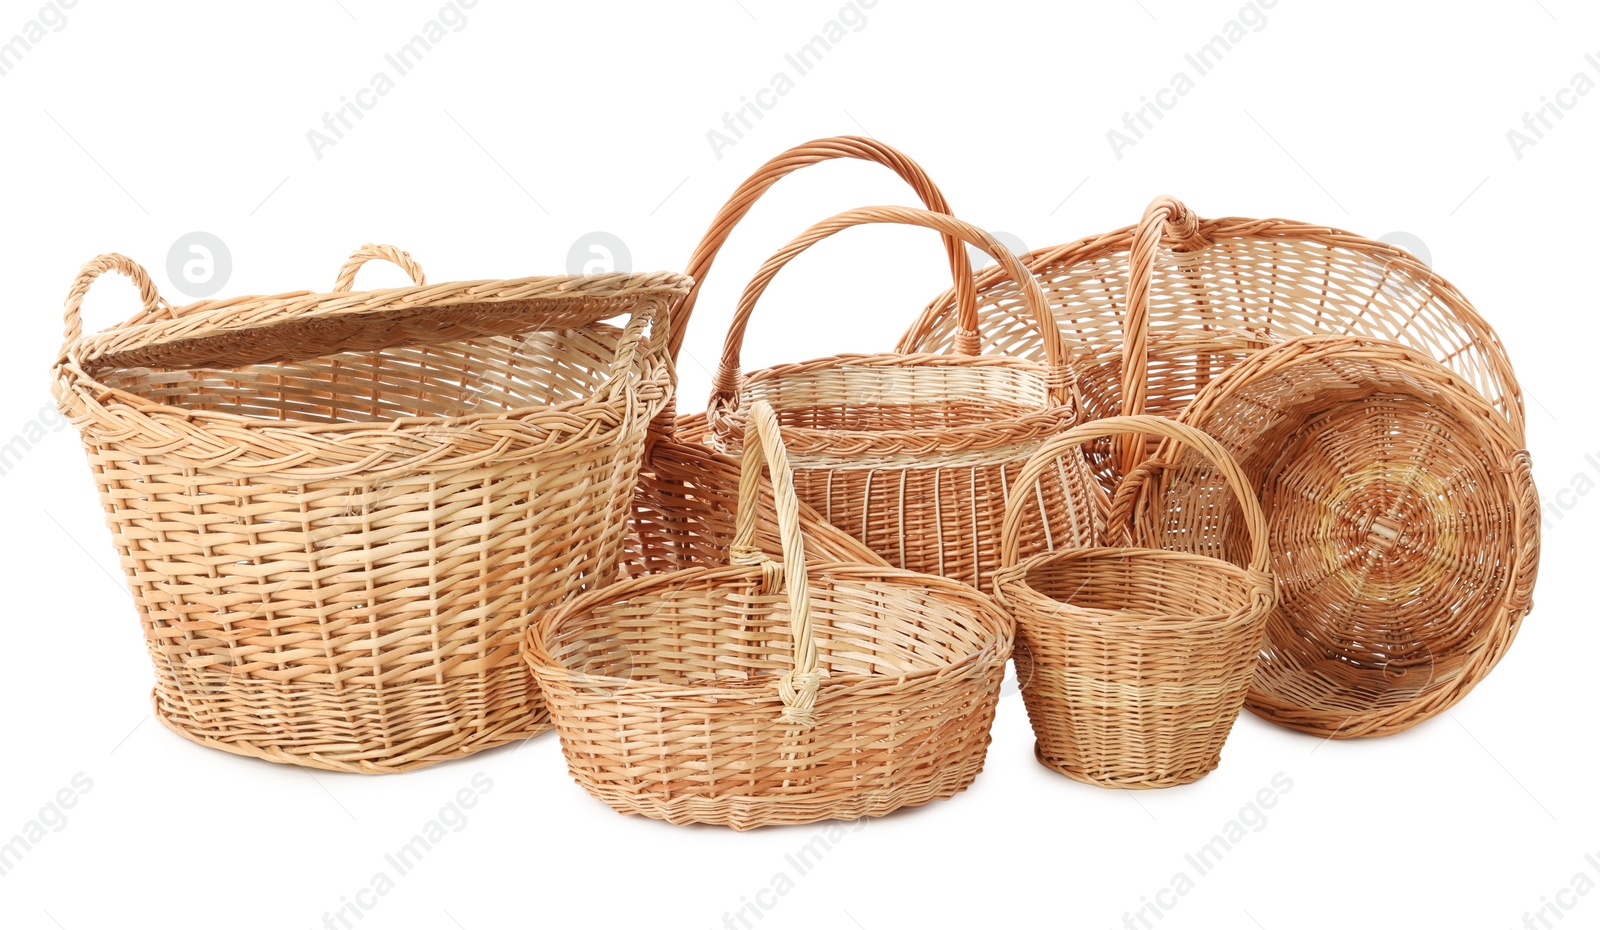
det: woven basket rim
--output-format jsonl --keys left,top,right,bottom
{"left": 997, "top": 546, "right": 1264, "bottom": 625}
{"left": 527, "top": 560, "right": 1012, "bottom": 696}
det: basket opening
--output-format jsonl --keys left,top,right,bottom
{"left": 1018, "top": 549, "right": 1254, "bottom": 621}
{"left": 744, "top": 360, "right": 1052, "bottom": 433}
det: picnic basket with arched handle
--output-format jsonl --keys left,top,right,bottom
{"left": 703, "top": 205, "right": 1102, "bottom": 591}
{"left": 52, "top": 245, "right": 687, "bottom": 772}
{"left": 526, "top": 400, "right": 1013, "bottom": 829}
{"left": 994, "top": 415, "right": 1276, "bottom": 789}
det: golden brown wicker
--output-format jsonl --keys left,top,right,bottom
{"left": 898, "top": 195, "right": 1526, "bottom": 491}
{"left": 526, "top": 400, "right": 1013, "bottom": 829}
{"left": 52, "top": 246, "right": 689, "bottom": 773}
{"left": 1123, "top": 336, "right": 1539, "bottom": 738}
{"left": 626, "top": 136, "right": 969, "bottom": 577}
{"left": 994, "top": 415, "right": 1276, "bottom": 789}
{"left": 702, "top": 205, "right": 1102, "bottom": 591}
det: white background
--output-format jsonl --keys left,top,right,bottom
{"left": 2, "top": 2, "right": 1595, "bottom": 929}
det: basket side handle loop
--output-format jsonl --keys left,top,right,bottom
{"left": 731, "top": 400, "right": 819, "bottom": 729}
{"left": 62, "top": 253, "right": 173, "bottom": 347}
{"left": 1119, "top": 195, "right": 1210, "bottom": 478}
{"left": 706, "top": 205, "right": 1078, "bottom": 436}
{"left": 332, "top": 243, "right": 428, "bottom": 292}
{"left": 999, "top": 414, "right": 1270, "bottom": 580}
{"left": 1506, "top": 450, "right": 1540, "bottom": 618}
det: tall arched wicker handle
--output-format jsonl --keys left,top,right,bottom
{"left": 731, "top": 400, "right": 820, "bottom": 729}
{"left": 1118, "top": 195, "right": 1213, "bottom": 479}
{"left": 706, "top": 205, "right": 1078, "bottom": 432}
{"left": 62, "top": 253, "right": 174, "bottom": 348}
{"left": 332, "top": 243, "right": 428, "bottom": 292}
{"left": 997, "top": 415, "right": 1271, "bottom": 580}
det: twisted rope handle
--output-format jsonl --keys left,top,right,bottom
{"left": 1119, "top": 195, "right": 1213, "bottom": 479}
{"left": 332, "top": 243, "right": 427, "bottom": 292}
{"left": 706, "top": 205, "right": 1078, "bottom": 440}
{"left": 730, "top": 400, "right": 819, "bottom": 729}
{"left": 998, "top": 415, "right": 1271, "bottom": 586}
{"left": 62, "top": 253, "right": 173, "bottom": 348}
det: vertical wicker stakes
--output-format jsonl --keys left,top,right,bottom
{"left": 994, "top": 416, "right": 1276, "bottom": 789}
{"left": 526, "top": 400, "right": 1013, "bottom": 830}
{"left": 52, "top": 247, "right": 689, "bottom": 772}
{"left": 704, "top": 205, "right": 1103, "bottom": 592}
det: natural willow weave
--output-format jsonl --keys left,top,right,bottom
{"left": 626, "top": 136, "right": 968, "bottom": 577}
{"left": 527, "top": 401, "right": 1012, "bottom": 829}
{"left": 996, "top": 416, "right": 1276, "bottom": 789}
{"left": 898, "top": 195, "right": 1526, "bottom": 490}
{"left": 52, "top": 245, "right": 688, "bottom": 773}
{"left": 703, "top": 205, "right": 1101, "bottom": 591}
{"left": 1123, "top": 337, "right": 1539, "bottom": 738}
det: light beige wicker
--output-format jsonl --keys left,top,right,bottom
{"left": 626, "top": 136, "right": 967, "bottom": 577}
{"left": 526, "top": 400, "right": 1013, "bottom": 830}
{"left": 898, "top": 195, "right": 1527, "bottom": 490}
{"left": 1121, "top": 336, "right": 1539, "bottom": 738}
{"left": 52, "top": 245, "right": 689, "bottom": 773}
{"left": 994, "top": 415, "right": 1276, "bottom": 789}
{"left": 702, "top": 205, "right": 1102, "bottom": 591}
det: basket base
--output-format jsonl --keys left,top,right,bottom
{"left": 1032, "top": 741, "right": 1220, "bottom": 790}
{"left": 151, "top": 690, "right": 553, "bottom": 774}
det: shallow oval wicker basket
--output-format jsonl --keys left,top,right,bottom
{"left": 994, "top": 415, "right": 1276, "bottom": 789}
{"left": 52, "top": 245, "right": 689, "bottom": 772}
{"left": 526, "top": 400, "right": 1013, "bottom": 829}
{"left": 1124, "top": 336, "right": 1539, "bottom": 738}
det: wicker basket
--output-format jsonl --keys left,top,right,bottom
{"left": 52, "top": 245, "right": 689, "bottom": 772}
{"left": 1123, "top": 336, "right": 1539, "bottom": 738}
{"left": 526, "top": 400, "right": 1012, "bottom": 829}
{"left": 626, "top": 136, "right": 970, "bottom": 577}
{"left": 994, "top": 415, "right": 1276, "bottom": 789}
{"left": 702, "top": 205, "right": 1102, "bottom": 591}
{"left": 898, "top": 195, "right": 1526, "bottom": 491}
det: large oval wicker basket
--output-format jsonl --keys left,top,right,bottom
{"left": 994, "top": 415, "right": 1276, "bottom": 789}
{"left": 52, "top": 246, "right": 689, "bottom": 772}
{"left": 527, "top": 400, "right": 1013, "bottom": 829}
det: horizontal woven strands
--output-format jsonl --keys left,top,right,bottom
{"left": 898, "top": 196, "right": 1526, "bottom": 491}
{"left": 703, "top": 205, "right": 1103, "bottom": 592}
{"left": 625, "top": 136, "right": 971, "bottom": 577}
{"left": 527, "top": 400, "right": 1012, "bottom": 829}
{"left": 52, "top": 245, "right": 687, "bottom": 772}
{"left": 994, "top": 416, "right": 1276, "bottom": 789}
{"left": 1121, "top": 336, "right": 1539, "bottom": 738}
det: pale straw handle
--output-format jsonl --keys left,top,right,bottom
{"left": 62, "top": 253, "right": 173, "bottom": 348}
{"left": 332, "top": 243, "right": 427, "bottom": 292}
{"left": 998, "top": 415, "right": 1271, "bottom": 578}
{"left": 731, "top": 400, "right": 819, "bottom": 729}
{"left": 706, "top": 205, "right": 1077, "bottom": 429}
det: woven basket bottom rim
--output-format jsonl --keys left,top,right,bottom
{"left": 1032, "top": 741, "right": 1221, "bottom": 789}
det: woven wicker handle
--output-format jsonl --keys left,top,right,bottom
{"left": 61, "top": 253, "right": 174, "bottom": 348}
{"left": 998, "top": 415, "right": 1271, "bottom": 577}
{"left": 731, "top": 400, "right": 820, "bottom": 729}
{"left": 332, "top": 243, "right": 428, "bottom": 292}
{"left": 1118, "top": 195, "right": 1213, "bottom": 478}
{"left": 672, "top": 136, "right": 975, "bottom": 366}
{"left": 707, "top": 205, "right": 1077, "bottom": 423}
